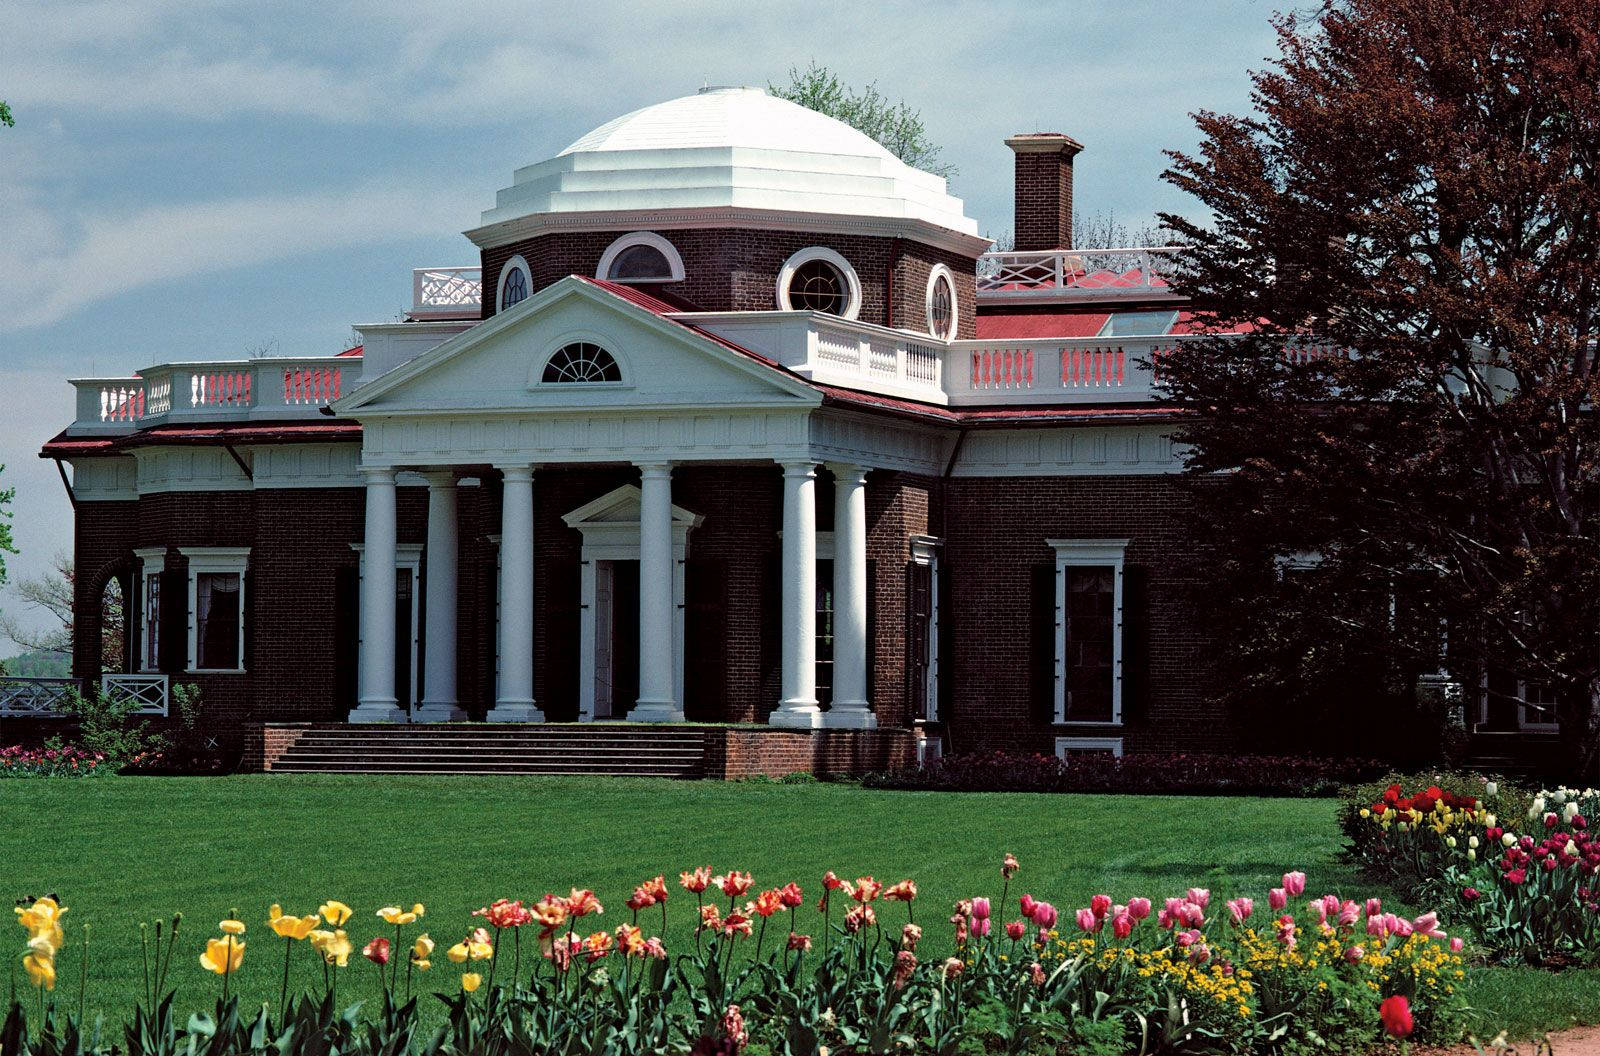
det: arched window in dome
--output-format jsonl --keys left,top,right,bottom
{"left": 925, "top": 264, "right": 958, "bottom": 340}
{"left": 498, "top": 256, "right": 532, "bottom": 311}
{"left": 542, "top": 342, "right": 622, "bottom": 384}
{"left": 777, "top": 246, "right": 861, "bottom": 319}
{"left": 597, "top": 232, "right": 685, "bottom": 284}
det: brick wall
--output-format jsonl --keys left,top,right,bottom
{"left": 481, "top": 228, "right": 979, "bottom": 339}
{"left": 864, "top": 471, "right": 934, "bottom": 728}
{"left": 708, "top": 727, "right": 916, "bottom": 778}
{"left": 1009, "top": 136, "right": 1081, "bottom": 252}
{"left": 941, "top": 474, "right": 1216, "bottom": 755}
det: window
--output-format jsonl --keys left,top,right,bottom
{"left": 498, "top": 255, "right": 532, "bottom": 310}
{"left": 134, "top": 548, "right": 165, "bottom": 672}
{"left": 1048, "top": 538, "right": 1129, "bottom": 725}
{"left": 815, "top": 560, "right": 835, "bottom": 708}
{"left": 1518, "top": 681, "right": 1559, "bottom": 731}
{"left": 180, "top": 547, "right": 250, "bottom": 672}
{"left": 542, "top": 342, "right": 622, "bottom": 383}
{"left": 1099, "top": 310, "right": 1177, "bottom": 338}
{"left": 1055, "top": 736, "right": 1124, "bottom": 760}
{"left": 925, "top": 265, "right": 958, "bottom": 340}
{"left": 778, "top": 247, "right": 861, "bottom": 318}
{"left": 908, "top": 537, "right": 941, "bottom": 721}
{"left": 597, "top": 232, "right": 685, "bottom": 283}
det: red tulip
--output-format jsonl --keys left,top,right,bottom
{"left": 1379, "top": 995, "right": 1413, "bottom": 1038}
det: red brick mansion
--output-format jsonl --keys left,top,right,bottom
{"left": 28, "top": 87, "right": 1301, "bottom": 771}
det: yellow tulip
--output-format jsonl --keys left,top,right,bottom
{"left": 468, "top": 940, "right": 493, "bottom": 961}
{"left": 219, "top": 919, "right": 246, "bottom": 936}
{"left": 412, "top": 934, "right": 435, "bottom": 961}
{"left": 411, "top": 903, "right": 426, "bottom": 918}
{"left": 308, "top": 929, "right": 334, "bottom": 952}
{"left": 200, "top": 937, "right": 245, "bottom": 975}
{"left": 447, "top": 941, "right": 469, "bottom": 963}
{"left": 461, "top": 972, "right": 482, "bottom": 993}
{"left": 319, "top": 901, "right": 353, "bottom": 926}
{"left": 412, "top": 959, "right": 430, "bottom": 971}
{"left": 269, "top": 912, "right": 320, "bottom": 941}
{"left": 377, "top": 906, "right": 417, "bottom": 926}
{"left": 15, "top": 898, "right": 66, "bottom": 953}
{"left": 319, "top": 929, "right": 352, "bottom": 967}
{"left": 23, "top": 950, "right": 55, "bottom": 990}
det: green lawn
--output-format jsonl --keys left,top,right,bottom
{"left": 2, "top": 775, "right": 1595, "bottom": 1039}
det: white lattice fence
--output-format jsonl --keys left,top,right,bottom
{"left": 0, "top": 678, "right": 77, "bottom": 717}
{"left": 101, "top": 674, "right": 169, "bottom": 715}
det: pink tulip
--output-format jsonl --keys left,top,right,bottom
{"left": 1364, "top": 897, "right": 1382, "bottom": 916}
{"left": 1031, "top": 901, "right": 1058, "bottom": 929}
{"left": 971, "top": 897, "right": 991, "bottom": 921}
{"left": 1337, "top": 901, "right": 1360, "bottom": 927}
{"left": 1282, "top": 871, "right": 1307, "bottom": 897}
{"left": 1450, "top": 936, "right": 1464, "bottom": 952}
{"left": 1127, "top": 897, "right": 1152, "bottom": 920}
{"left": 1189, "top": 942, "right": 1211, "bottom": 964}
{"left": 1019, "top": 894, "right": 1037, "bottom": 918}
{"left": 1090, "top": 894, "right": 1112, "bottom": 919}
{"left": 972, "top": 916, "right": 991, "bottom": 938}
{"left": 1185, "top": 888, "right": 1211, "bottom": 909}
{"left": 1156, "top": 909, "right": 1176, "bottom": 930}
{"left": 1269, "top": 888, "right": 1288, "bottom": 910}
{"left": 1112, "top": 912, "right": 1133, "bottom": 939}
{"left": 1227, "top": 897, "right": 1253, "bottom": 925}
{"left": 1345, "top": 945, "right": 1365, "bottom": 964}
{"left": 1309, "top": 901, "right": 1328, "bottom": 925}
{"left": 1176, "top": 928, "right": 1199, "bottom": 947}
{"left": 1075, "top": 907, "right": 1100, "bottom": 933}
{"left": 1005, "top": 920, "right": 1027, "bottom": 942}
{"left": 1366, "top": 915, "right": 1386, "bottom": 938}
{"left": 1319, "top": 894, "right": 1342, "bottom": 919}
{"left": 1412, "top": 912, "right": 1445, "bottom": 940}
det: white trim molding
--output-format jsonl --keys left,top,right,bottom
{"left": 777, "top": 246, "right": 862, "bottom": 320}
{"left": 924, "top": 263, "right": 958, "bottom": 340}
{"left": 1055, "top": 735, "right": 1125, "bottom": 760}
{"left": 596, "top": 231, "right": 685, "bottom": 283}
{"left": 177, "top": 546, "right": 250, "bottom": 674}
{"left": 1047, "top": 538, "right": 1129, "bottom": 727}
{"left": 133, "top": 547, "right": 167, "bottom": 673}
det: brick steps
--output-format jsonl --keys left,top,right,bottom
{"left": 267, "top": 723, "right": 710, "bottom": 778}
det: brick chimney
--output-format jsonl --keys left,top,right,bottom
{"left": 1006, "top": 133, "right": 1084, "bottom": 251}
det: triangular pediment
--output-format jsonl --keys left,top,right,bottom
{"left": 337, "top": 276, "right": 819, "bottom": 416}
{"left": 562, "top": 485, "right": 703, "bottom": 529}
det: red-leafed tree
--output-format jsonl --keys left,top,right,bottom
{"left": 1157, "top": 0, "right": 1600, "bottom": 774}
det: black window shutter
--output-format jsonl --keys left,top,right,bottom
{"left": 158, "top": 566, "right": 187, "bottom": 674}
{"left": 906, "top": 561, "right": 932, "bottom": 721}
{"left": 1030, "top": 563, "right": 1058, "bottom": 724}
{"left": 332, "top": 566, "right": 360, "bottom": 716}
{"left": 865, "top": 557, "right": 876, "bottom": 709}
{"left": 684, "top": 558, "right": 727, "bottom": 721}
{"left": 242, "top": 564, "right": 257, "bottom": 674}
{"left": 125, "top": 570, "right": 141, "bottom": 675}
{"left": 1121, "top": 565, "right": 1151, "bottom": 724}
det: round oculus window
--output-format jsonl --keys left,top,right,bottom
{"left": 928, "top": 273, "right": 955, "bottom": 338}
{"left": 542, "top": 342, "right": 622, "bottom": 384}
{"left": 501, "top": 265, "right": 529, "bottom": 308}
{"left": 607, "top": 243, "right": 674, "bottom": 281}
{"left": 787, "top": 259, "right": 848, "bottom": 315}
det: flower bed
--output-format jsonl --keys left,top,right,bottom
{"left": 865, "top": 750, "right": 1388, "bottom": 797}
{"left": 1342, "top": 775, "right": 1600, "bottom": 966}
{"left": 10, "top": 861, "right": 1465, "bottom": 1055}
{"left": 0, "top": 745, "right": 109, "bottom": 778}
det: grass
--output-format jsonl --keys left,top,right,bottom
{"left": 1, "top": 774, "right": 1595, "bottom": 1039}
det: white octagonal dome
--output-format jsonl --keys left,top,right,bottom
{"left": 469, "top": 87, "right": 982, "bottom": 249}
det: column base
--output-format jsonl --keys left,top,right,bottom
{"left": 349, "top": 700, "right": 406, "bottom": 724}
{"left": 413, "top": 701, "right": 467, "bottom": 723}
{"left": 629, "top": 700, "right": 684, "bottom": 723}
{"left": 487, "top": 700, "right": 545, "bottom": 723}
{"left": 769, "top": 702, "right": 825, "bottom": 729}
{"left": 822, "top": 705, "right": 878, "bottom": 730}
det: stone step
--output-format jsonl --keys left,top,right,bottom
{"left": 280, "top": 751, "right": 705, "bottom": 765}
{"left": 271, "top": 766, "right": 700, "bottom": 777}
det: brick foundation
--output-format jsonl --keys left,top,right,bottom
{"left": 709, "top": 727, "right": 916, "bottom": 779}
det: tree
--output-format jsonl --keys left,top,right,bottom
{"left": 1071, "top": 210, "right": 1166, "bottom": 250}
{"left": 771, "top": 63, "right": 955, "bottom": 178}
{"left": 0, "top": 553, "right": 124, "bottom": 673}
{"left": 0, "top": 101, "right": 13, "bottom": 128}
{"left": 0, "top": 466, "right": 14, "bottom": 587}
{"left": 1157, "top": 0, "right": 1600, "bottom": 773}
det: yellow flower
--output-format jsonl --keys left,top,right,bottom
{"left": 268, "top": 907, "right": 320, "bottom": 940}
{"left": 468, "top": 940, "right": 493, "bottom": 961}
{"left": 23, "top": 949, "right": 56, "bottom": 990}
{"left": 315, "top": 929, "right": 352, "bottom": 967}
{"left": 447, "top": 941, "right": 469, "bottom": 963}
{"left": 199, "top": 937, "right": 245, "bottom": 975}
{"left": 412, "top": 934, "right": 435, "bottom": 962}
{"left": 15, "top": 897, "right": 66, "bottom": 952}
{"left": 411, "top": 903, "right": 426, "bottom": 918}
{"left": 461, "top": 972, "right": 482, "bottom": 993}
{"left": 377, "top": 906, "right": 418, "bottom": 926}
{"left": 219, "top": 919, "right": 246, "bottom": 936}
{"left": 319, "top": 901, "right": 353, "bottom": 926}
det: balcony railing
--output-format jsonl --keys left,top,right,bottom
{"left": 977, "top": 246, "right": 1181, "bottom": 300}
{"left": 689, "top": 312, "right": 945, "bottom": 400}
{"left": 73, "top": 358, "right": 357, "bottom": 432}
{"left": 0, "top": 674, "right": 168, "bottom": 717}
{"left": 945, "top": 335, "right": 1185, "bottom": 405}
{"left": 411, "top": 267, "right": 483, "bottom": 319}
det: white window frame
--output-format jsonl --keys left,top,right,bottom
{"left": 1055, "top": 735, "right": 1125, "bottom": 760}
{"left": 1047, "top": 538, "right": 1129, "bottom": 726}
{"left": 496, "top": 254, "right": 532, "bottom": 311}
{"left": 596, "top": 231, "right": 685, "bottom": 284}
{"left": 924, "top": 264, "right": 959, "bottom": 340}
{"left": 1515, "top": 679, "right": 1560, "bottom": 733}
{"left": 777, "top": 246, "right": 862, "bottom": 320}
{"left": 351, "top": 543, "right": 424, "bottom": 709}
{"left": 133, "top": 547, "right": 166, "bottom": 673}
{"left": 178, "top": 546, "right": 250, "bottom": 674}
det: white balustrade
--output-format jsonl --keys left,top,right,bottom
{"left": 411, "top": 267, "right": 483, "bottom": 318}
{"left": 71, "top": 358, "right": 355, "bottom": 431}
{"left": 978, "top": 246, "right": 1181, "bottom": 299}
{"left": 0, "top": 677, "right": 78, "bottom": 716}
{"left": 100, "top": 674, "right": 168, "bottom": 715}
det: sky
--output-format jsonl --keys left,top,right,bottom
{"left": 0, "top": 0, "right": 1285, "bottom": 647}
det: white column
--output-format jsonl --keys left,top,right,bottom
{"left": 771, "top": 461, "right": 823, "bottom": 727}
{"left": 826, "top": 463, "right": 875, "bottom": 728}
{"left": 352, "top": 466, "right": 404, "bottom": 723}
{"left": 489, "top": 465, "right": 544, "bottom": 722}
{"left": 632, "top": 462, "right": 683, "bottom": 722}
{"left": 416, "top": 471, "right": 464, "bottom": 721}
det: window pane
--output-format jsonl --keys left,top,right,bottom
{"left": 815, "top": 560, "right": 834, "bottom": 708}
{"left": 196, "top": 572, "right": 241, "bottom": 669}
{"left": 1102, "top": 311, "right": 1177, "bottom": 337}
{"left": 1064, "top": 566, "right": 1115, "bottom": 721}
{"left": 144, "top": 573, "right": 161, "bottom": 670}
{"left": 789, "top": 260, "right": 846, "bottom": 314}
{"left": 608, "top": 244, "right": 673, "bottom": 280}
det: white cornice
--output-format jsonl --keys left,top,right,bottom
{"left": 465, "top": 206, "right": 992, "bottom": 259}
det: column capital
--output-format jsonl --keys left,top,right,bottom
{"left": 419, "top": 468, "right": 458, "bottom": 488}
{"left": 359, "top": 465, "right": 397, "bottom": 483}
{"left": 634, "top": 461, "right": 674, "bottom": 477}
{"left": 825, "top": 462, "right": 870, "bottom": 485}
{"left": 496, "top": 464, "right": 535, "bottom": 483}
{"left": 779, "top": 460, "right": 817, "bottom": 479}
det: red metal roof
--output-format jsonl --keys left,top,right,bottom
{"left": 976, "top": 312, "right": 1110, "bottom": 339}
{"left": 337, "top": 345, "right": 364, "bottom": 357}
{"left": 41, "top": 421, "right": 363, "bottom": 459}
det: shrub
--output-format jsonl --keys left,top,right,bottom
{"left": 44, "top": 685, "right": 169, "bottom": 770}
{"left": 864, "top": 751, "right": 1388, "bottom": 797}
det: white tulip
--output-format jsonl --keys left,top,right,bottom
{"left": 1469, "top": 836, "right": 1480, "bottom": 849}
{"left": 1485, "top": 781, "right": 1499, "bottom": 797}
